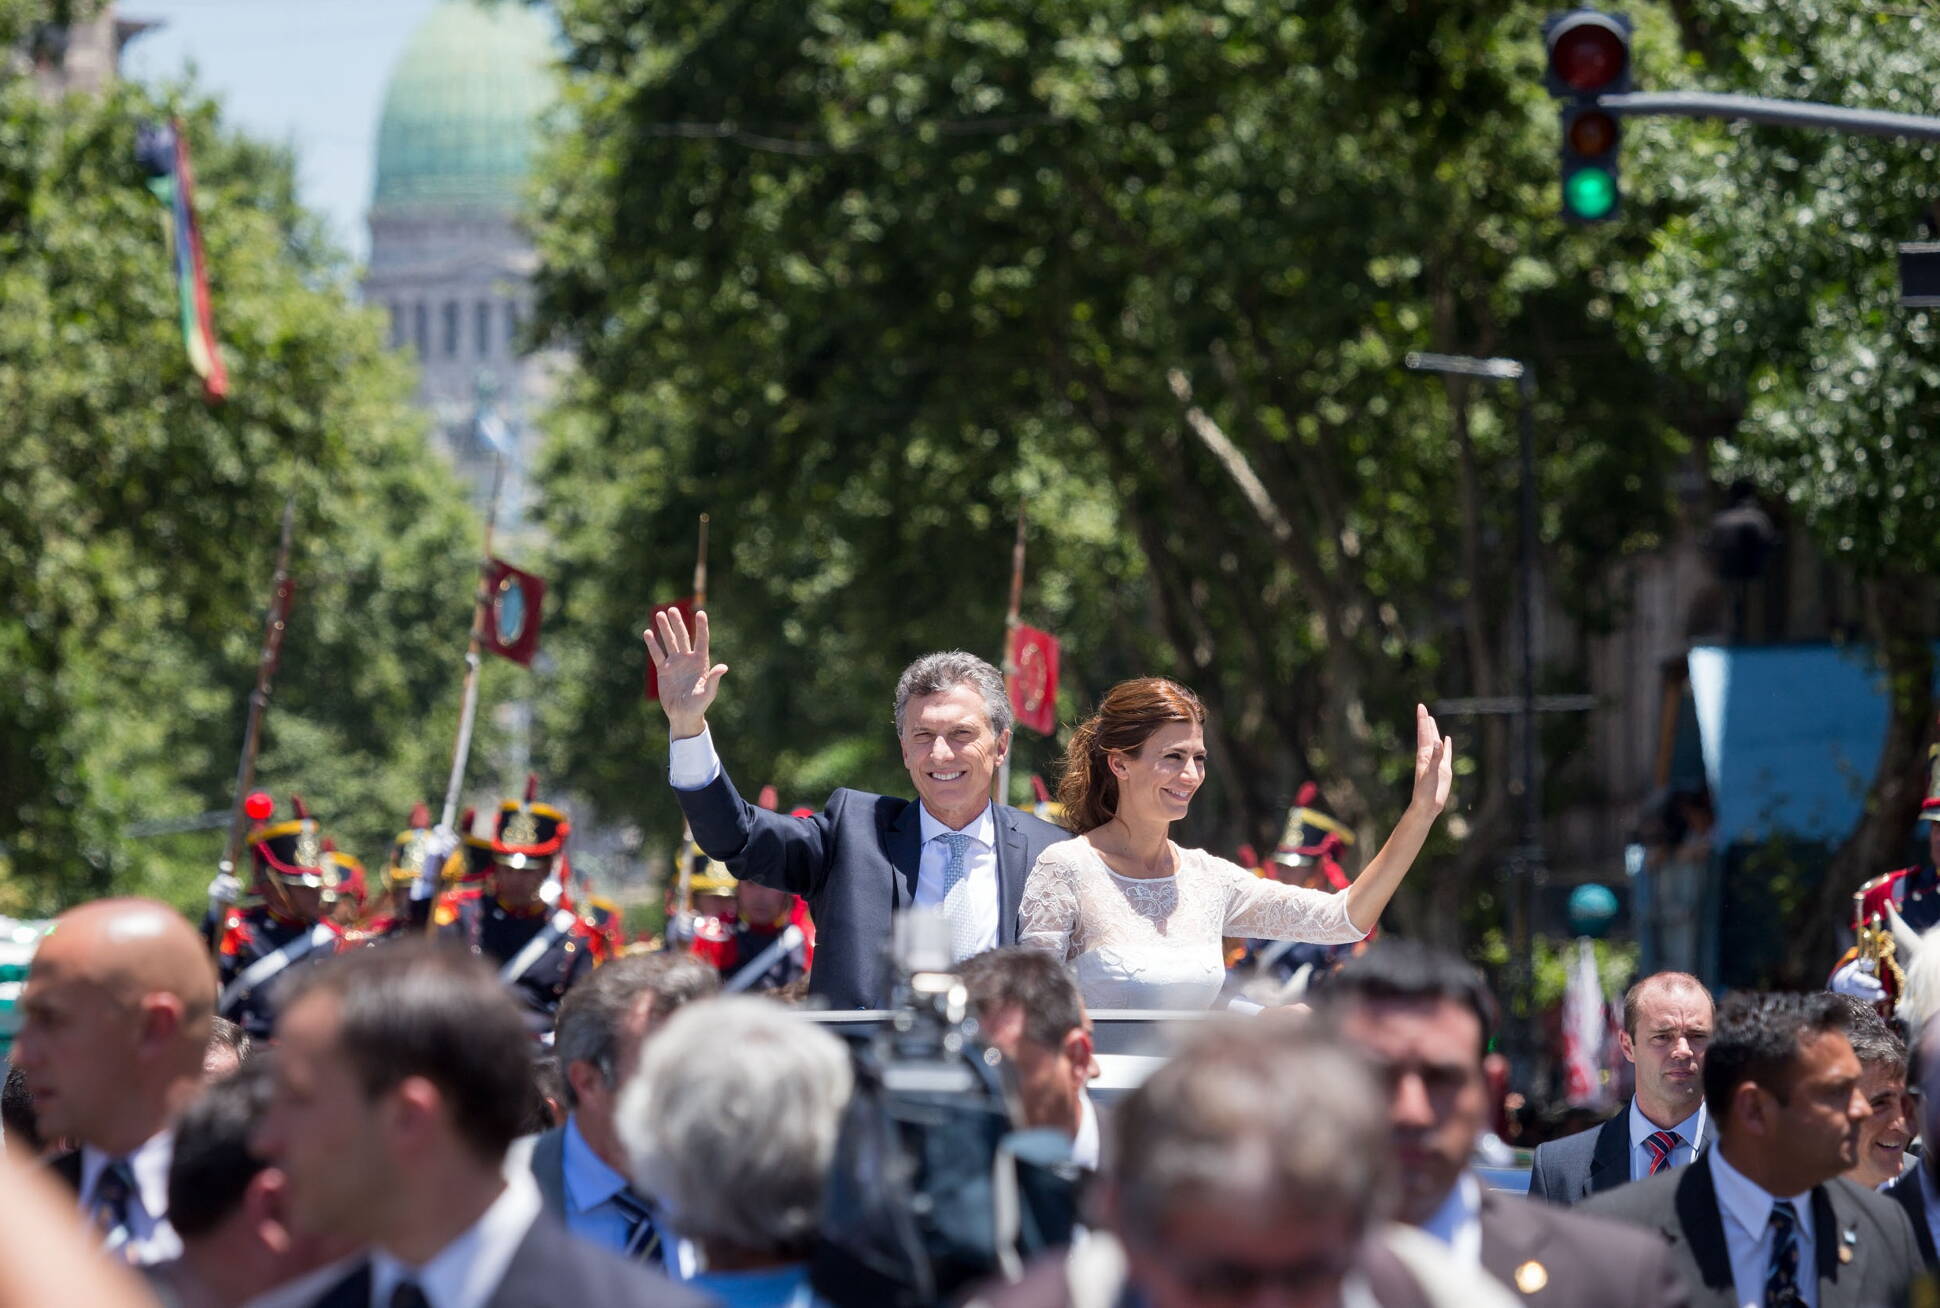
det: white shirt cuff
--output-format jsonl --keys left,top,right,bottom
{"left": 669, "top": 728, "right": 723, "bottom": 790}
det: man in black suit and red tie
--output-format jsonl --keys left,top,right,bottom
{"left": 1584, "top": 991, "right": 1924, "bottom": 1307}
{"left": 1528, "top": 971, "right": 1715, "bottom": 1204}
{"left": 253, "top": 941, "right": 706, "bottom": 1308}
{"left": 647, "top": 608, "right": 1069, "bottom": 1010}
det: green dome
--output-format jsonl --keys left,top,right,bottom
{"left": 372, "top": 0, "right": 555, "bottom": 213}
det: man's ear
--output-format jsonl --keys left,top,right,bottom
{"left": 1618, "top": 1029, "right": 1637, "bottom": 1066}
{"left": 136, "top": 991, "right": 186, "bottom": 1053}
{"left": 565, "top": 1059, "right": 605, "bottom": 1110}
{"left": 994, "top": 727, "right": 1012, "bottom": 765}
{"left": 247, "top": 1169, "right": 294, "bottom": 1255}
{"left": 385, "top": 1074, "right": 444, "bottom": 1148}
{"left": 1063, "top": 1027, "right": 1096, "bottom": 1089}
{"left": 1732, "top": 1082, "right": 1770, "bottom": 1137}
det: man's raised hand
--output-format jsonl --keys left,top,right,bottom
{"left": 644, "top": 608, "right": 729, "bottom": 740}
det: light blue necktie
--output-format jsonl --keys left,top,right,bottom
{"left": 937, "top": 832, "right": 982, "bottom": 961}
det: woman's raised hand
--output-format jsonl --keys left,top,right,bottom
{"left": 1410, "top": 703, "right": 1454, "bottom": 816}
{"left": 644, "top": 607, "right": 728, "bottom": 740}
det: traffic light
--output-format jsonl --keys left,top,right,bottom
{"left": 1543, "top": 9, "right": 1632, "bottom": 223}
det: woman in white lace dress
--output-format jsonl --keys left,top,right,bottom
{"left": 1019, "top": 678, "right": 1452, "bottom": 1010}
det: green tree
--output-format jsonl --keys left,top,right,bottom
{"left": 528, "top": 0, "right": 1687, "bottom": 949}
{"left": 1614, "top": 0, "right": 1940, "bottom": 975}
{"left": 0, "top": 36, "right": 488, "bottom": 913}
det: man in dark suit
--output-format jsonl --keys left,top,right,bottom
{"left": 530, "top": 953, "right": 718, "bottom": 1268}
{"left": 1529, "top": 970, "right": 1714, "bottom": 1204}
{"left": 1583, "top": 990, "right": 1924, "bottom": 1307}
{"left": 1883, "top": 1017, "right": 1938, "bottom": 1269}
{"left": 647, "top": 608, "right": 1070, "bottom": 1009}
{"left": 1321, "top": 941, "right": 1690, "bottom": 1305}
{"left": 13, "top": 898, "right": 215, "bottom": 1265}
{"left": 252, "top": 941, "right": 707, "bottom": 1308}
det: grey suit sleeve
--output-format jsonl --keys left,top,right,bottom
{"left": 1527, "top": 1145, "right": 1555, "bottom": 1201}
{"left": 675, "top": 769, "right": 837, "bottom": 898}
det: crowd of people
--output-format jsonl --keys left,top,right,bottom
{"left": 6, "top": 619, "right": 1940, "bottom": 1306}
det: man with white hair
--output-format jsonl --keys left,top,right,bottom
{"left": 618, "top": 995, "right": 853, "bottom": 1304}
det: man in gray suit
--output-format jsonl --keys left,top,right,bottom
{"left": 1584, "top": 991, "right": 1923, "bottom": 1308}
{"left": 1529, "top": 971, "right": 1714, "bottom": 1204}
{"left": 529, "top": 953, "right": 718, "bottom": 1261}
{"left": 1322, "top": 942, "right": 1690, "bottom": 1306}
{"left": 254, "top": 942, "right": 707, "bottom": 1308}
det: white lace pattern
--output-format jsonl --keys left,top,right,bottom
{"left": 1018, "top": 839, "right": 1365, "bottom": 1010}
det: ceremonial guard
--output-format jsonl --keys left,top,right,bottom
{"left": 677, "top": 850, "right": 813, "bottom": 993}
{"left": 1832, "top": 742, "right": 1940, "bottom": 1013}
{"left": 216, "top": 793, "right": 347, "bottom": 1038}
{"left": 438, "top": 777, "right": 598, "bottom": 1035}
{"left": 324, "top": 842, "right": 367, "bottom": 931}
{"left": 1228, "top": 783, "right": 1366, "bottom": 1003}
{"left": 360, "top": 803, "right": 436, "bottom": 941}
{"left": 430, "top": 806, "right": 496, "bottom": 923}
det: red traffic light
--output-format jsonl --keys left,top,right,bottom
{"left": 1545, "top": 11, "right": 1632, "bottom": 97}
{"left": 1567, "top": 108, "right": 1618, "bottom": 156}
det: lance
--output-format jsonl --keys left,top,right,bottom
{"left": 673, "top": 512, "right": 710, "bottom": 935}
{"left": 217, "top": 498, "right": 298, "bottom": 915}
{"left": 994, "top": 504, "right": 1026, "bottom": 808}
{"left": 439, "top": 451, "right": 507, "bottom": 833}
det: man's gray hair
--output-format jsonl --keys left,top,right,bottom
{"left": 618, "top": 997, "right": 853, "bottom": 1258}
{"left": 1109, "top": 1020, "right": 1393, "bottom": 1239}
{"left": 553, "top": 953, "right": 719, "bottom": 1107}
{"left": 893, "top": 650, "right": 1012, "bottom": 737}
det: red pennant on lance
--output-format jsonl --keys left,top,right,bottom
{"left": 482, "top": 559, "right": 545, "bottom": 666}
{"left": 645, "top": 597, "right": 696, "bottom": 701}
{"left": 1007, "top": 625, "right": 1060, "bottom": 735}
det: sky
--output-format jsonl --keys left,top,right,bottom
{"left": 122, "top": 0, "right": 444, "bottom": 265}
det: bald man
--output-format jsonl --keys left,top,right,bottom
{"left": 11, "top": 898, "right": 216, "bottom": 1264}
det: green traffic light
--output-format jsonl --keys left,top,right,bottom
{"left": 1564, "top": 166, "right": 1618, "bottom": 220}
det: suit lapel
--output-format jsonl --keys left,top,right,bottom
{"left": 1673, "top": 1154, "right": 1738, "bottom": 1299}
{"left": 1813, "top": 1184, "right": 1854, "bottom": 1308}
{"left": 1890, "top": 1171, "right": 1938, "bottom": 1267}
{"left": 1476, "top": 1187, "right": 1545, "bottom": 1287}
{"left": 308, "top": 1260, "right": 373, "bottom": 1308}
{"left": 885, "top": 800, "right": 924, "bottom": 908}
{"left": 1588, "top": 1111, "right": 1631, "bottom": 1195}
{"left": 993, "top": 806, "right": 1027, "bottom": 945}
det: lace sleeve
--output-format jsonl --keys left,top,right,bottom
{"left": 1207, "top": 852, "right": 1366, "bottom": 944}
{"left": 1018, "top": 844, "right": 1081, "bottom": 961}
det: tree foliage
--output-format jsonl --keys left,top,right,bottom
{"left": 0, "top": 47, "right": 486, "bottom": 913}
{"left": 527, "top": 0, "right": 1688, "bottom": 940}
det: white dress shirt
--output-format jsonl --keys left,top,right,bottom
{"left": 1071, "top": 1091, "right": 1101, "bottom": 1172}
{"left": 670, "top": 727, "right": 1002, "bottom": 960}
{"left": 369, "top": 1171, "right": 542, "bottom": 1308}
{"left": 1709, "top": 1148, "right": 1817, "bottom": 1308}
{"left": 1628, "top": 1097, "right": 1707, "bottom": 1181}
{"left": 79, "top": 1131, "right": 180, "bottom": 1265}
{"left": 914, "top": 803, "right": 1000, "bottom": 959}
{"left": 1418, "top": 1172, "right": 1484, "bottom": 1269}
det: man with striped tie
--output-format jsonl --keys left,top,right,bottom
{"left": 1530, "top": 971, "right": 1715, "bottom": 1204}
{"left": 12, "top": 898, "right": 215, "bottom": 1266}
{"left": 530, "top": 953, "right": 720, "bottom": 1271}
{"left": 1585, "top": 991, "right": 1923, "bottom": 1308}
{"left": 649, "top": 610, "right": 1069, "bottom": 1010}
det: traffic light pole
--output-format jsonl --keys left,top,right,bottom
{"left": 1603, "top": 90, "right": 1940, "bottom": 144}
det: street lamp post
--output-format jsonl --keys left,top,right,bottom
{"left": 1405, "top": 351, "right": 1546, "bottom": 1066}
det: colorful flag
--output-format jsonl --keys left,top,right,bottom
{"left": 645, "top": 597, "right": 695, "bottom": 701}
{"left": 1561, "top": 938, "right": 1608, "bottom": 1108}
{"left": 481, "top": 559, "right": 545, "bottom": 666}
{"left": 137, "top": 120, "right": 228, "bottom": 401}
{"left": 1007, "top": 625, "right": 1061, "bottom": 735}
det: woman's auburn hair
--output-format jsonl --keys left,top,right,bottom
{"left": 1054, "top": 677, "right": 1205, "bottom": 833}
